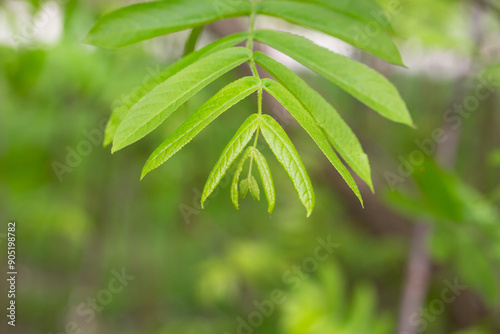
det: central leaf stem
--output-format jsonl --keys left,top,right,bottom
{"left": 246, "top": 2, "right": 262, "bottom": 178}
{"left": 246, "top": 2, "right": 259, "bottom": 77}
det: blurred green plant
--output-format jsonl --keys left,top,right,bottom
{"left": 279, "top": 263, "right": 393, "bottom": 334}
{"left": 386, "top": 159, "right": 500, "bottom": 305}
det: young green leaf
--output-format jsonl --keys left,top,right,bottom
{"left": 256, "top": 1, "right": 402, "bottom": 65}
{"left": 254, "top": 30, "right": 414, "bottom": 127}
{"left": 260, "top": 114, "right": 315, "bottom": 216}
{"left": 240, "top": 178, "right": 250, "bottom": 199}
{"left": 262, "top": 78, "right": 363, "bottom": 206}
{"left": 254, "top": 52, "right": 373, "bottom": 192}
{"left": 141, "top": 76, "right": 261, "bottom": 179}
{"left": 202, "top": 114, "right": 260, "bottom": 207}
{"left": 184, "top": 26, "right": 204, "bottom": 56}
{"left": 112, "top": 47, "right": 252, "bottom": 152}
{"left": 84, "top": 0, "right": 252, "bottom": 49}
{"left": 104, "top": 32, "right": 249, "bottom": 147}
{"left": 231, "top": 147, "right": 254, "bottom": 209}
{"left": 248, "top": 175, "right": 261, "bottom": 201}
{"left": 251, "top": 148, "right": 276, "bottom": 213}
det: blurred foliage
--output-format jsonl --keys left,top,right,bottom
{"left": 279, "top": 263, "right": 394, "bottom": 334}
{"left": 386, "top": 160, "right": 500, "bottom": 305}
{"left": 0, "top": 0, "right": 499, "bottom": 333}
{"left": 380, "top": 0, "right": 474, "bottom": 53}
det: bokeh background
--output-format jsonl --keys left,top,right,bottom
{"left": 1, "top": 0, "right": 500, "bottom": 333}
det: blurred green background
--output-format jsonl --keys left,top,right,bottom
{"left": 1, "top": 0, "right": 500, "bottom": 333}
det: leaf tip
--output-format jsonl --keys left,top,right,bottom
{"left": 390, "top": 51, "right": 407, "bottom": 68}
{"left": 398, "top": 60, "right": 409, "bottom": 69}
{"left": 111, "top": 139, "right": 126, "bottom": 154}
{"left": 103, "top": 133, "right": 112, "bottom": 148}
{"left": 201, "top": 193, "right": 208, "bottom": 209}
{"left": 359, "top": 196, "right": 365, "bottom": 209}
{"left": 397, "top": 117, "right": 415, "bottom": 129}
{"left": 364, "top": 177, "right": 374, "bottom": 193}
{"left": 306, "top": 207, "right": 313, "bottom": 217}
{"left": 140, "top": 168, "right": 149, "bottom": 181}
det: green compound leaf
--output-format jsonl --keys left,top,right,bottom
{"left": 248, "top": 175, "right": 261, "bottom": 201}
{"left": 231, "top": 147, "right": 254, "bottom": 209}
{"left": 141, "top": 76, "right": 261, "bottom": 179}
{"left": 262, "top": 78, "right": 363, "bottom": 206}
{"left": 104, "top": 32, "right": 249, "bottom": 147}
{"left": 86, "top": 0, "right": 416, "bottom": 216}
{"left": 112, "top": 47, "right": 252, "bottom": 152}
{"left": 260, "top": 114, "right": 315, "bottom": 216}
{"left": 256, "top": 1, "right": 402, "bottom": 65}
{"left": 254, "top": 30, "right": 414, "bottom": 127}
{"left": 202, "top": 114, "right": 260, "bottom": 207}
{"left": 254, "top": 52, "right": 373, "bottom": 192}
{"left": 84, "top": 0, "right": 252, "bottom": 49}
{"left": 251, "top": 148, "right": 276, "bottom": 213}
